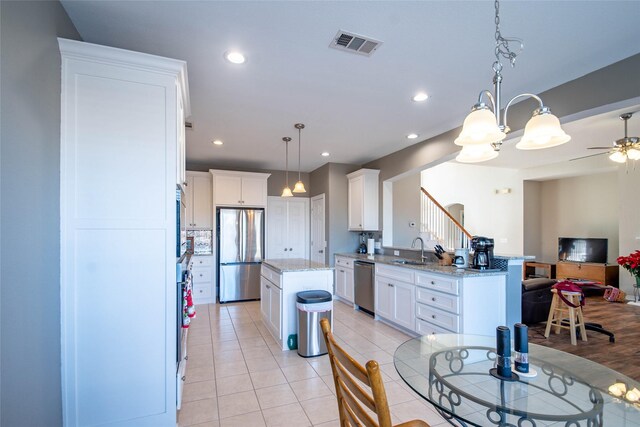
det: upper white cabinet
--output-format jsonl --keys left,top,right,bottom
{"left": 347, "top": 169, "right": 380, "bottom": 231}
{"left": 267, "top": 196, "right": 309, "bottom": 259}
{"left": 185, "top": 171, "right": 212, "bottom": 229}
{"left": 177, "top": 95, "right": 187, "bottom": 190}
{"left": 210, "top": 170, "right": 270, "bottom": 207}
{"left": 59, "top": 39, "right": 189, "bottom": 426}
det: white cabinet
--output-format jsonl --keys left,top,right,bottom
{"left": 260, "top": 263, "right": 334, "bottom": 351}
{"left": 374, "top": 264, "right": 415, "bottom": 331}
{"left": 177, "top": 95, "right": 187, "bottom": 189}
{"left": 267, "top": 197, "right": 309, "bottom": 259}
{"left": 260, "top": 275, "right": 282, "bottom": 340}
{"left": 210, "top": 170, "right": 270, "bottom": 207}
{"left": 185, "top": 171, "right": 212, "bottom": 229}
{"left": 347, "top": 169, "right": 380, "bottom": 231}
{"left": 191, "top": 255, "right": 214, "bottom": 304}
{"left": 59, "top": 39, "right": 189, "bottom": 425}
{"left": 334, "top": 256, "right": 354, "bottom": 303}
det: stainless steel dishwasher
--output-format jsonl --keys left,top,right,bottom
{"left": 354, "top": 261, "right": 375, "bottom": 315}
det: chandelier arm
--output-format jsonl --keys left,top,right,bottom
{"left": 502, "top": 93, "right": 544, "bottom": 131}
{"left": 476, "top": 90, "right": 497, "bottom": 112}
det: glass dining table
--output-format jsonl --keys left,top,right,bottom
{"left": 394, "top": 334, "right": 640, "bottom": 426}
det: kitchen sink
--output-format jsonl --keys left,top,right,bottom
{"left": 391, "top": 259, "right": 427, "bottom": 266}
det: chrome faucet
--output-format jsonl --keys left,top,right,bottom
{"left": 411, "top": 237, "right": 427, "bottom": 262}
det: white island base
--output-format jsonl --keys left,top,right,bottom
{"left": 261, "top": 259, "right": 334, "bottom": 351}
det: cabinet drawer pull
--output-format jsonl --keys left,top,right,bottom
{"left": 431, "top": 281, "right": 435, "bottom": 285}
{"left": 284, "top": 248, "right": 288, "bottom": 251}
{"left": 289, "top": 248, "right": 293, "bottom": 251}
{"left": 340, "top": 270, "right": 344, "bottom": 273}
{"left": 388, "top": 283, "right": 394, "bottom": 287}
{"left": 199, "top": 274, "right": 203, "bottom": 277}
{"left": 266, "top": 285, "right": 271, "bottom": 289}
{"left": 181, "top": 376, "right": 186, "bottom": 382}
{"left": 431, "top": 297, "right": 436, "bottom": 301}
{"left": 432, "top": 315, "right": 436, "bottom": 319}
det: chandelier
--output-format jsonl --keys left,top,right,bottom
{"left": 455, "top": 0, "right": 570, "bottom": 163}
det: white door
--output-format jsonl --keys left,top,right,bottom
{"left": 184, "top": 175, "right": 194, "bottom": 227}
{"left": 392, "top": 281, "right": 416, "bottom": 331}
{"left": 287, "top": 198, "right": 309, "bottom": 259}
{"left": 215, "top": 175, "right": 242, "bottom": 205}
{"left": 192, "top": 175, "right": 212, "bottom": 228}
{"left": 267, "top": 197, "right": 288, "bottom": 258}
{"left": 241, "top": 176, "right": 266, "bottom": 206}
{"left": 348, "top": 176, "right": 364, "bottom": 230}
{"left": 310, "top": 194, "right": 326, "bottom": 264}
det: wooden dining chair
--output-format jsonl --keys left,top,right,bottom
{"left": 320, "top": 318, "right": 430, "bottom": 427}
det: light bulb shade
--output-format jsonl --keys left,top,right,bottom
{"left": 281, "top": 186, "right": 293, "bottom": 197}
{"left": 609, "top": 150, "right": 627, "bottom": 163}
{"left": 627, "top": 148, "right": 640, "bottom": 160}
{"left": 516, "top": 112, "right": 571, "bottom": 150}
{"left": 455, "top": 143, "right": 499, "bottom": 163}
{"left": 293, "top": 180, "right": 306, "bottom": 193}
{"left": 455, "top": 108, "right": 506, "bottom": 146}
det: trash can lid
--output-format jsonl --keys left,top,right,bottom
{"left": 296, "top": 290, "right": 332, "bottom": 304}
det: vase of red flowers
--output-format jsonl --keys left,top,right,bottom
{"left": 617, "top": 250, "right": 640, "bottom": 301}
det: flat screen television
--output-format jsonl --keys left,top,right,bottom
{"left": 558, "top": 237, "right": 608, "bottom": 263}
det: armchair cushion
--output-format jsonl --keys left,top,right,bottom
{"left": 522, "top": 278, "right": 556, "bottom": 325}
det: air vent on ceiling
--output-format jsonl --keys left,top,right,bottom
{"left": 329, "top": 30, "right": 382, "bottom": 56}
{"left": 185, "top": 121, "right": 193, "bottom": 130}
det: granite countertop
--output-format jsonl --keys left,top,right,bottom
{"left": 263, "top": 258, "right": 333, "bottom": 273}
{"left": 335, "top": 253, "right": 507, "bottom": 277}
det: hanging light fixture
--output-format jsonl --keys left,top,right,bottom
{"left": 293, "top": 123, "right": 306, "bottom": 193}
{"left": 455, "top": 0, "right": 570, "bottom": 163}
{"left": 609, "top": 113, "right": 640, "bottom": 163}
{"left": 281, "top": 137, "right": 293, "bottom": 198}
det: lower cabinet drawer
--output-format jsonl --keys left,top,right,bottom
{"left": 416, "top": 318, "right": 454, "bottom": 335}
{"left": 192, "top": 268, "right": 212, "bottom": 284}
{"left": 193, "top": 284, "right": 212, "bottom": 299}
{"left": 261, "top": 265, "right": 281, "bottom": 286}
{"left": 416, "top": 302, "right": 459, "bottom": 332}
{"left": 416, "top": 287, "right": 460, "bottom": 314}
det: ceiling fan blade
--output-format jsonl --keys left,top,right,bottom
{"left": 587, "top": 147, "right": 614, "bottom": 150}
{"left": 570, "top": 152, "right": 610, "bottom": 161}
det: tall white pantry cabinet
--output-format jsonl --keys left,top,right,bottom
{"left": 59, "top": 39, "right": 190, "bottom": 426}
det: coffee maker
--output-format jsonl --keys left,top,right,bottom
{"left": 471, "top": 236, "right": 494, "bottom": 270}
{"left": 357, "top": 232, "right": 368, "bottom": 254}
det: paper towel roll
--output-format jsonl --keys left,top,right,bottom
{"left": 367, "top": 238, "right": 375, "bottom": 255}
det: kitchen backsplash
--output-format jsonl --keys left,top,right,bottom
{"left": 187, "top": 230, "right": 213, "bottom": 255}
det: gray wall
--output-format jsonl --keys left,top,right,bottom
{"left": 392, "top": 173, "right": 421, "bottom": 248}
{"left": 539, "top": 172, "right": 619, "bottom": 263}
{"left": 523, "top": 181, "right": 542, "bottom": 258}
{"left": 1, "top": 2, "right": 81, "bottom": 426}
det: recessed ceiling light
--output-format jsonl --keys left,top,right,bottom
{"left": 412, "top": 92, "right": 429, "bottom": 102}
{"left": 224, "top": 51, "right": 246, "bottom": 64}
{"left": 407, "top": 133, "right": 419, "bottom": 139}
{"left": 321, "top": 152, "right": 330, "bottom": 157}
{"left": 212, "top": 139, "right": 223, "bottom": 146}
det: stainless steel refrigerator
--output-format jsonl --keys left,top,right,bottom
{"left": 217, "top": 208, "right": 264, "bottom": 303}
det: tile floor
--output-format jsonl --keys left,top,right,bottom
{"left": 178, "top": 299, "right": 450, "bottom": 427}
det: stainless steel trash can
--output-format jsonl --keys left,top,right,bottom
{"left": 296, "top": 290, "right": 332, "bottom": 357}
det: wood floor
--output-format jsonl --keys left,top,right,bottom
{"left": 528, "top": 295, "right": 640, "bottom": 381}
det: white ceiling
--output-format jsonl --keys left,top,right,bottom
{"left": 60, "top": 1, "right": 640, "bottom": 173}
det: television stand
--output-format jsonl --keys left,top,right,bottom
{"left": 556, "top": 261, "right": 619, "bottom": 287}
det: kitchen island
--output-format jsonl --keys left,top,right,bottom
{"left": 335, "top": 253, "right": 528, "bottom": 337}
{"left": 261, "top": 259, "right": 334, "bottom": 351}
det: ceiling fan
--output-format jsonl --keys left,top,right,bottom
{"left": 572, "top": 112, "right": 640, "bottom": 163}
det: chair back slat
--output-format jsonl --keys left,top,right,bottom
{"left": 331, "top": 341, "right": 371, "bottom": 386}
{"left": 321, "top": 318, "right": 393, "bottom": 427}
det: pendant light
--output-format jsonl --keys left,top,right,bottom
{"left": 293, "top": 123, "right": 306, "bottom": 193}
{"left": 281, "top": 137, "right": 293, "bottom": 198}
{"left": 455, "top": 0, "right": 570, "bottom": 163}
